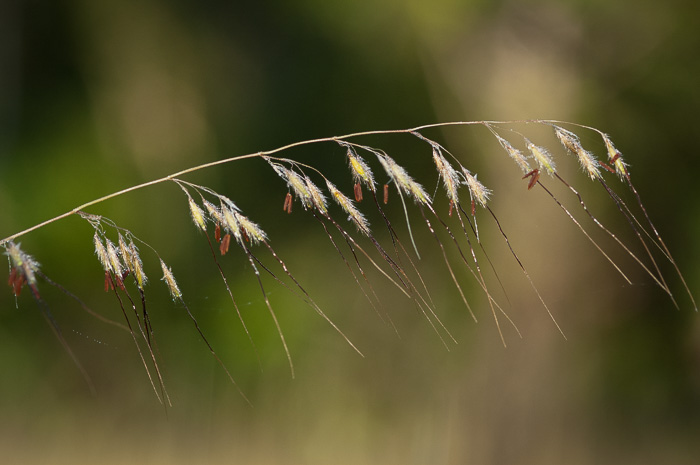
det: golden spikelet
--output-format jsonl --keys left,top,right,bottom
{"left": 602, "top": 133, "right": 629, "bottom": 179}
{"left": 304, "top": 176, "right": 328, "bottom": 214}
{"left": 377, "top": 154, "right": 431, "bottom": 205}
{"left": 432, "top": 149, "right": 461, "bottom": 204}
{"left": 203, "top": 200, "right": 224, "bottom": 225}
{"left": 188, "top": 197, "right": 207, "bottom": 231}
{"left": 462, "top": 169, "right": 492, "bottom": 208}
{"left": 160, "top": 259, "right": 182, "bottom": 300}
{"left": 93, "top": 233, "right": 110, "bottom": 272}
{"left": 526, "top": 139, "right": 556, "bottom": 175}
{"left": 326, "top": 180, "right": 371, "bottom": 236}
{"left": 554, "top": 126, "right": 602, "bottom": 180}
{"left": 494, "top": 134, "right": 532, "bottom": 174}
{"left": 347, "top": 150, "right": 376, "bottom": 191}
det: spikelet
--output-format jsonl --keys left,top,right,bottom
{"left": 525, "top": 139, "right": 556, "bottom": 175}
{"left": 376, "top": 154, "right": 431, "bottom": 205}
{"left": 304, "top": 176, "right": 328, "bottom": 214}
{"left": 203, "top": 200, "right": 224, "bottom": 225}
{"left": 602, "top": 133, "right": 629, "bottom": 179}
{"left": 221, "top": 204, "right": 243, "bottom": 243}
{"left": 118, "top": 234, "right": 147, "bottom": 289}
{"left": 554, "top": 126, "right": 601, "bottom": 180}
{"left": 6, "top": 242, "right": 39, "bottom": 289}
{"left": 105, "top": 239, "right": 124, "bottom": 277}
{"left": 236, "top": 213, "right": 268, "bottom": 245}
{"left": 129, "top": 242, "right": 147, "bottom": 288}
{"left": 93, "top": 233, "right": 111, "bottom": 272}
{"left": 432, "top": 149, "right": 461, "bottom": 205}
{"left": 494, "top": 134, "right": 531, "bottom": 174}
{"left": 347, "top": 150, "right": 376, "bottom": 192}
{"left": 268, "top": 160, "right": 313, "bottom": 209}
{"left": 160, "top": 259, "right": 182, "bottom": 300}
{"left": 188, "top": 197, "right": 207, "bottom": 231}
{"left": 326, "top": 180, "right": 371, "bottom": 236}
{"left": 462, "top": 169, "right": 492, "bottom": 208}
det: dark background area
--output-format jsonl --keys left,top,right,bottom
{"left": 1, "top": 0, "right": 699, "bottom": 463}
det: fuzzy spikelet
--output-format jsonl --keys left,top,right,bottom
{"left": 119, "top": 234, "right": 147, "bottom": 288}
{"left": 236, "top": 214, "right": 267, "bottom": 245}
{"left": 268, "top": 161, "right": 313, "bottom": 209}
{"left": 432, "top": 149, "right": 461, "bottom": 204}
{"left": 376, "top": 154, "right": 431, "bottom": 205}
{"left": 526, "top": 139, "right": 556, "bottom": 175}
{"left": 554, "top": 126, "right": 602, "bottom": 180}
{"left": 203, "top": 200, "right": 224, "bottom": 225}
{"left": 93, "top": 234, "right": 111, "bottom": 272}
{"left": 6, "top": 242, "right": 39, "bottom": 289}
{"left": 221, "top": 204, "right": 243, "bottom": 243}
{"left": 462, "top": 169, "right": 492, "bottom": 208}
{"left": 326, "top": 181, "right": 371, "bottom": 236}
{"left": 160, "top": 259, "right": 182, "bottom": 300}
{"left": 304, "top": 176, "right": 328, "bottom": 214}
{"left": 105, "top": 239, "right": 124, "bottom": 277}
{"left": 188, "top": 198, "right": 207, "bottom": 231}
{"left": 494, "top": 134, "right": 531, "bottom": 174}
{"left": 129, "top": 242, "right": 147, "bottom": 288}
{"left": 347, "top": 151, "right": 376, "bottom": 191}
{"left": 602, "top": 134, "right": 629, "bottom": 179}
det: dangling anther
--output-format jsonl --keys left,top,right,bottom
{"left": 522, "top": 169, "right": 540, "bottom": 190}
{"left": 383, "top": 184, "right": 389, "bottom": 204}
{"left": 448, "top": 199, "right": 454, "bottom": 217}
{"left": 354, "top": 182, "right": 363, "bottom": 202}
{"left": 215, "top": 223, "right": 221, "bottom": 242}
{"left": 283, "top": 192, "right": 293, "bottom": 214}
{"left": 220, "top": 234, "right": 231, "bottom": 255}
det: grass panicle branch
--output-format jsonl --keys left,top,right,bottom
{"left": 2, "top": 119, "right": 695, "bottom": 402}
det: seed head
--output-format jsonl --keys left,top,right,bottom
{"left": 377, "top": 154, "right": 431, "bottom": 206}
{"left": 160, "top": 259, "right": 182, "bottom": 300}
{"left": 432, "top": 149, "right": 461, "bottom": 204}
{"left": 525, "top": 139, "right": 556, "bottom": 175}
{"left": 347, "top": 150, "right": 376, "bottom": 192}
{"left": 462, "top": 169, "right": 492, "bottom": 208}
{"left": 326, "top": 181, "right": 371, "bottom": 236}
{"left": 554, "top": 126, "right": 601, "bottom": 180}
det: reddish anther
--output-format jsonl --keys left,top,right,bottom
{"left": 522, "top": 169, "right": 540, "bottom": 190}
{"left": 283, "top": 192, "right": 293, "bottom": 214}
{"left": 354, "top": 183, "right": 363, "bottom": 202}
{"left": 215, "top": 224, "right": 221, "bottom": 242}
{"left": 383, "top": 184, "right": 389, "bottom": 204}
{"left": 220, "top": 234, "right": 231, "bottom": 255}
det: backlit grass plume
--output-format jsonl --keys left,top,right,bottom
{"left": 2, "top": 120, "right": 695, "bottom": 402}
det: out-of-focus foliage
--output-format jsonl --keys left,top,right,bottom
{"left": 1, "top": 0, "right": 699, "bottom": 463}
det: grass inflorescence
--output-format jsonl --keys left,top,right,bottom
{"left": 2, "top": 120, "right": 695, "bottom": 403}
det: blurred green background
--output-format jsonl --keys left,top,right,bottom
{"left": 1, "top": 0, "right": 700, "bottom": 463}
